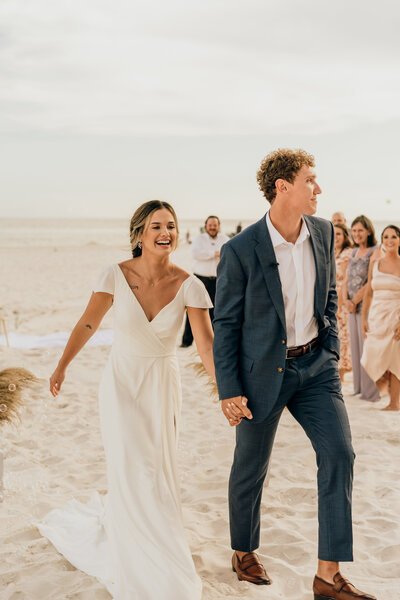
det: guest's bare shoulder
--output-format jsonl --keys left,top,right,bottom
{"left": 371, "top": 246, "right": 383, "bottom": 261}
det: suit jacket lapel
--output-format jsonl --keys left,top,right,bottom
{"left": 304, "top": 216, "right": 326, "bottom": 320}
{"left": 253, "top": 216, "right": 286, "bottom": 333}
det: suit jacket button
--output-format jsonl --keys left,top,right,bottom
{"left": 281, "top": 339, "right": 286, "bottom": 344}
{"left": 277, "top": 367, "right": 283, "bottom": 373}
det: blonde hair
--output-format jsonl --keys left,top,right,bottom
{"left": 129, "top": 200, "right": 179, "bottom": 257}
{"left": 257, "top": 148, "right": 315, "bottom": 203}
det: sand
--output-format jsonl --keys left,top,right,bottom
{"left": 0, "top": 242, "right": 399, "bottom": 600}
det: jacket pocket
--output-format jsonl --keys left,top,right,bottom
{"left": 240, "top": 353, "right": 254, "bottom": 373}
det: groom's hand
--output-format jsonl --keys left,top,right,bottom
{"left": 221, "top": 396, "right": 253, "bottom": 426}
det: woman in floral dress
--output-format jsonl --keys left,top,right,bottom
{"left": 334, "top": 224, "right": 353, "bottom": 381}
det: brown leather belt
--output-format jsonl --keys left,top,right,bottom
{"left": 286, "top": 336, "right": 319, "bottom": 359}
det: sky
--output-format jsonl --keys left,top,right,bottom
{"left": 1, "top": 0, "right": 399, "bottom": 222}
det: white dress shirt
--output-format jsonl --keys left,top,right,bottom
{"left": 192, "top": 232, "right": 230, "bottom": 277}
{"left": 266, "top": 211, "right": 318, "bottom": 347}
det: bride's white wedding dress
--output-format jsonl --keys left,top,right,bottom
{"left": 37, "top": 264, "right": 212, "bottom": 600}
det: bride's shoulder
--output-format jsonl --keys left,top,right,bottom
{"left": 93, "top": 263, "right": 117, "bottom": 294}
{"left": 173, "top": 265, "right": 192, "bottom": 284}
{"left": 117, "top": 259, "right": 135, "bottom": 272}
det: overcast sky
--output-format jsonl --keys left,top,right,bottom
{"left": 1, "top": 0, "right": 399, "bottom": 221}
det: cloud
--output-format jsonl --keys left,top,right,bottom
{"left": 0, "top": 0, "right": 399, "bottom": 135}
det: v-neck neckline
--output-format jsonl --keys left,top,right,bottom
{"left": 116, "top": 264, "right": 191, "bottom": 323}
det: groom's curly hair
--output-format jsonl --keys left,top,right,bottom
{"left": 256, "top": 148, "right": 315, "bottom": 204}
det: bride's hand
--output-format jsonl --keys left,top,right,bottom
{"left": 50, "top": 366, "right": 66, "bottom": 397}
{"left": 221, "top": 396, "right": 253, "bottom": 427}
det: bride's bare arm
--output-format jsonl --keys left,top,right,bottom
{"left": 49, "top": 292, "right": 113, "bottom": 397}
{"left": 188, "top": 307, "right": 244, "bottom": 427}
{"left": 187, "top": 307, "right": 215, "bottom": 380}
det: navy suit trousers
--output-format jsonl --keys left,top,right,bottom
{"left": 229, "top": 345, "right": 355, "bottom": 562}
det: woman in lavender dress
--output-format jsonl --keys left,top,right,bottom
{"left": 344, "top": 215, "right": 380, "bottom": 401}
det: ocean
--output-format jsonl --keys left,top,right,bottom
{"left": 0, "top": 217, "right": 397, "bottom": 248}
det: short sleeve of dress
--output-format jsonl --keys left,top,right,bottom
{"left": 93, "top": 265, "right": 115, "bottom": 295}
{"left": 184, "top": 276, "right": 213, "bottom": 308}
{"left": 342, "top": 247, "right": 353, "bottom": 260}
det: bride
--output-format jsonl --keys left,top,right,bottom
{"left": 39, "top": 201, "right": 225, "bottom": 599}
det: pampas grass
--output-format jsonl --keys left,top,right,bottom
{"left": 187, "top": 355, "right": 219, "bottom": 401}
{"left": 0, "top": 367, "right": 39, "bottom": 425}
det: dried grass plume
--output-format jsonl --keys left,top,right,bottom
{"left": 0, "top": 367, "right": 39, "bottom": 425}
{"left": 187, "top": 356, "right": 219, "bottom": 401}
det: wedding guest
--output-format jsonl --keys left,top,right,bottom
{"left": 361, "top": 225, "right": 400, "bottom": 411}
{"left": 180, "top": 216, "right": 229, "bottom": 347}
{"left": 331, "top": 211, "right": 347, "bottom": 227}
{"left": 344, "top": 215, "right": 380, "bottom": 401}
{"left": 334, "top": 224, "right": 353, "bottom": 381}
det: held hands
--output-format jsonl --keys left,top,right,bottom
{"left": 221, "top": 396, "right": 253, "bottom": 427}
{"left": 346, "top": 299, "right": 356, "bottom": 314}
{"left": 49, "top": 365, "right": 66, "bottom": 397}
{"left": 352, "top": 290, "right": 364, "bottom": 305}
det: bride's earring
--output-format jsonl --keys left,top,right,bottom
{"left": 138, "top": 241, "right": 142, "bottom": 249}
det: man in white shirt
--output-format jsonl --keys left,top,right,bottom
{"left": 180, "top": 216, "right": 229, "bottom": 347}
{"left": 213, "top": 149, "right": 376, "bottom": 600}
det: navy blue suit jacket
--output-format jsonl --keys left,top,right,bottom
{"left": 213, "top": 214, "right": 339, "bottom": 422}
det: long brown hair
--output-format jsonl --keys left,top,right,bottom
{"left": 351, "top": 215, "right": 377, "bottom": 248}
{"left": 334, "top": 223, "right": 352, "bottom": 253}
{"left": 129, "top": 200, "right": 179, "bottom": 257}
{"left": 381, "top": 224, "right": 400, "bottom": 255}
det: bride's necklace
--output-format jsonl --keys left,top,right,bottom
{"left": 146, "top": 266, "right": 175, "bottom": 287}
{"left": 130, "top": 266, "right": 175, "bottom": 290}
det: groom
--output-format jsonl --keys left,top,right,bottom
{"left": 213, "top": 149, "right": 376, "bottom": 600}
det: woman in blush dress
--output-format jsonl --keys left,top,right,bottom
{"left": 38, "top": 201, "right": 230, "bottom": 600}
{"left": 361, "top": 225, "right": 400, "bottom": 411}
{"left": 344, "top": 215, "right": 380, "bottom": 401}
{"left": 334, "top": 224, "right": 353, "bottom": 381}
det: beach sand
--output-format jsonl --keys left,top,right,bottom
{"left": 0, "top": 243, "right": 399, "bottom": 599}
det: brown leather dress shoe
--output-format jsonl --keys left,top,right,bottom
{"left": 232, "top": 551, "right": 272, "bottom": 585}
{"left": 313, "top": 572, "right": 377, "bottom": 600}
